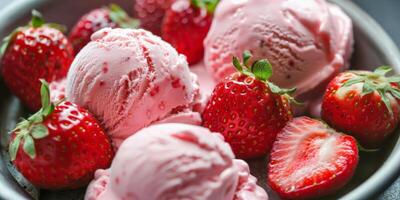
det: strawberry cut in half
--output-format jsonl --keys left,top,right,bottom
{"left": 202, "top": 51, "right": 296, "bottom": 159}
{"left": 268, "top": 117, "right": 359, "bottom": 200}
{"left": 8, "top": 80, "right": 114, "bottom": 189}
{"left": 321, "top": 66, "right": 400, "bottom": 149}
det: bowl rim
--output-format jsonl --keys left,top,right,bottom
{"left": 1, "top": 0, "right": 400, "bottom": 200}
{"left": 329, "top": 0, "right": 400, "bottom": 199}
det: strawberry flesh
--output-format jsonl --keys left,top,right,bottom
{"left": 268, "top": 117, "right": 358, "bottom": 199}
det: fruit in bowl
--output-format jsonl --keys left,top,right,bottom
{"left": 0, "top": 0, "right": 400, "bottom": 200}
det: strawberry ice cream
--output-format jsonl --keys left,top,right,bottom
{"left": 84, "top": 123, "right": 268, "bottom": 200}
{"left": 66, "top": 28, "right": 202, "bottom": 147}
{"left": 204, "top": 0, "right": 353, "bottom": 106}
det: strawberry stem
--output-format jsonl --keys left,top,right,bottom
{"left": 30, "top": 10, "right": 45, "bottom": 28}
{"left": 341, "top": 66, "right": 400, "bottom": 118}
{"left": 191, "top": 0, "right": 219, "bottom": 13}
{"left": 232, "top": 51, "right": 300, "bottom": 105}
{"left": 108, "top": 4, "right": 140, "bottom": 29}
{"left": 9, "top": 81, "right": 53, "bottom": 161}
{"left": 1, "top": 10, "right": 66, "bottom": 57}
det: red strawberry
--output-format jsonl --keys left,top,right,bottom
{"left": 268, "top": 117, "right": 358, "bottom": 200}
{"left": 161, "top": 0, "right": 216, "bottom": 64}
{"left": 321, "top": 66, "right": 400, "bottom": 149}
{"left": 202, "top": 51, "right": 294, "bottom": 158}
{"left": 1, "top": 10, "right": 73, "bottom": 111}
{"left": 8, "top": 80, "right": 114, "bottom": 189}
{"left": 69, "top": 4, "right": 139, "bottom": 55}
{"left": 49, "top": 78, "right": 66, "bottom": 103}
{"left": 134, "top": 0, "right": 176, "bottom": 35}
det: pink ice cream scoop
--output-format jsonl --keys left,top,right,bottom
{"left": 204, "top": 0, "right": 353, "bottom": 105}
{"left": 66, "top": 28, "right": 202, "bottom": 147}
{"left": 84, "top": 123, "right": 268, "bottom": 200}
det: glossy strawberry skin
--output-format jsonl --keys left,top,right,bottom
{"left": 202, "top": 72, "right": 292, "bottom": 159}
{"left": 321, "top": 72, "right": 400, "bottom": 149}
{"left": 268, "top": 117, "right": 358, "bottom": 200}
{"left": 49, "top": 78, "right": 66, "bottom": 103}
{"left": 11, "top": 101, "right": 114, "bottom": 189}
{"left": 69, "top": 8, "right": 118, "bottom": 55}
{"left": 134, "top": 0, "right": 175, "bottom": 35}
{"left": 161, "top": 0, "right": 212, "bottom": 65}
{"left": 1, "top": 27, "right": 73, "bottom": 111}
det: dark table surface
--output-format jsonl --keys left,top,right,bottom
{"left": 1, "top": 0, "right": 400, "bottom": 199}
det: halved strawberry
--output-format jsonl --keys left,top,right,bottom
{"left": 268, "top": 117, "right": 358, "bottom": 200}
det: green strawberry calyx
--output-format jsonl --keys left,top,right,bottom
{"left": 108, "top": 4, "right": 140, "bottom": 29}
{"left": 191, "top": 0, "right": 219, "bottom": 13}
{"left": 342, "top": 66, "right": 400, "bottom": 118}
{"left": 0, "top": 10, "right": 66, "bottom": 57}
{"left": 9, "top": 80, "right": 57, "bottom": 161}
{"left": 232, "top": 51, "right": 301, "bottom": 105}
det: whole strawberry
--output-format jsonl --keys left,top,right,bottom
{"left": 321, "top": 66, "right": 400, "bottom": 149}
{"left": 161, "top": 0, "right": 215, "bottom": 64}
{"left": 268, "top": 117, "right": 358, "bottom": 199}
{"left": 8, "top": 80, "right": 114, "bottom": 189}
{"left": 202, "top": 51, "right": 294, "bottom": 158}
{"left": 1, "top": 10, "right": 73, "bottom": 111}
{"left": 134, "top": 0, "right": 176, "bottom": 35}
{"left": 69, "top": 4, "right": 139, "bottom": 55}
{"left": 49, "top": 78, "right": 66, "bottom": 103}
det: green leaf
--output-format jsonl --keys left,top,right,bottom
{"left": 108, "top": 4, "right": 139, "bottom": 29}
{"left": 191, "top": 0, "right": 203, "bottom": 8}
{"left": 232, "top": 56, "right": 243, "bottom": 72}
{"left": 46, "top": 23, "right": 67, "bottom": 33}
{"left": 23, "top": 135, "right": 36, "bottom": 159}
{"left": 0, "top": 28, "right": 20, "bottom": 57}
{"left": 39, "top": 79, "right": 52, "bottom": 116}
{"left": 251, "top": 59, "right": 272, "bottom": 81}
{"left": 192, "top": 0, "right": 220, "bottom": 13}
{"left": 390, "top": 88, "right": 400, "bottom": 99}
{"left": 342, "top": 77, "right": 365, "bottom": 87}
{"left": 280, "top": 87, "right": 297, "bottom": 95}
{"left": 204, "top": 0, "right": 219, "bottom": 13}
{"left": 31, "top": 124, "right": 49, "bottom": 139}
{"left": 30, "top": 10, "right": 44, "bottom": 28}
{"left": 242, "top": 51, "right": 251, "bottom": 67}
{"left": 361, "top": 82, "right": 375, "bottom": 96}
{"left": 9, "top": 134, "right": 22, "bottom": 161}
{"left": 374, "top": 66, "right": 392, "bottom": 76}
{"left": 0, "top": 35, "right": 11, "bottom": 57}
{"left": 378, "top": 90, "right": 393, "bottom": 118}
{"left": 387, "top": 75, "right": 400, "bottom": 83}
{"left": 267, "top": 82, "right": 282, "bottom": 94}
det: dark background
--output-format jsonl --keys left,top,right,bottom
{"left": 0, "top": 0, "right": 400, "bottom": 199}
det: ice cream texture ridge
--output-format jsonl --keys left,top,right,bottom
{"left": 84, "top": 123, "right": 268, "bottom": 200}
{"left": 204, "top": 0, "right": 353, "bottom": 106}
{"left": 66, "top": 28, "right": 203, "bottom": 147}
